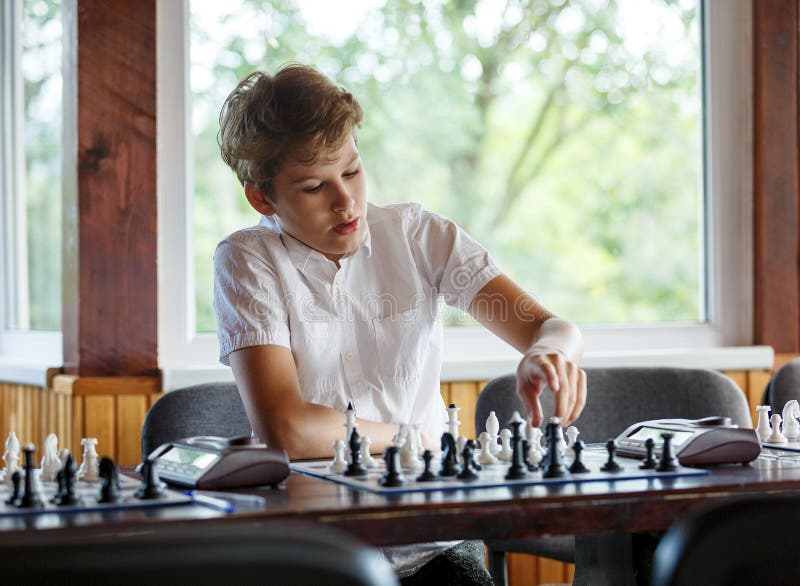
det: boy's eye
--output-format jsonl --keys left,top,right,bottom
{"left": 303, "top": 183, "right": 323, "bottom": 193}
{"left": 344, "top": 168, "right": 360, "bottom": 178}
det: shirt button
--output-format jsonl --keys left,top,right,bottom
{"left": 344, "top": 352, "right": 354, "bottom": 361}
{"left": 334, "top": 273, "right": 344, "bottom": 285}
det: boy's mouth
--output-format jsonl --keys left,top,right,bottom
{"left": 333, "top": 217, "right": 359, "bottom": 235}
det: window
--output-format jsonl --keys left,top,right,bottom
{"left": 0, "top": 0, "right": 63, "bottom": 368}
{"left": 158, "top": 0, "right": 753, "bottom": 373}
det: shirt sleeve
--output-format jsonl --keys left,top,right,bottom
{"left": 213, "top": 241, "right": 291, "bottom": 366}
{"left": 408, "top": 207, "right": 503, "bottom": 313}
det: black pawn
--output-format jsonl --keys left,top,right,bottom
{"left": 17, "top": 444, "right": 43, "bottom": 509}
{"left": 656, "top": 433, "right": 679, "bottom": 472}
{"left": 439, "top": 433, "right": 460, "bottom": 477}
{"left": 640, "top": 438, "right": 658, "bottom": 470}
{"left": 50, "top": 468, "right": 65, "bottom": 504}
{"left": 569, "top": 440, "right": 590, "bottom": 474}
{"left": 344, "top": 428, "right": 368, "bottom": 477}
{"left": 542, "top": 419, "right": 569, "bottom": 479}
{"left": 97, "top": 457, "right": 123, "bottom": 504}
{"left": 379, "top": 446, "right": 405, "bottom": 487}
{"left": 54, "top": 454, "right": 81, "bottom": 506}
{"left": 416, "top": 450, "right": 436, "bottom": 482}
{"left": 521, "top": 439, "right": 538, "bottom": 472}
{"left": 505, "top": 420, "right": 528, "bottom": 480}
{"left": 134, "top": 459, "right": 165, "bottom": 499}
{"left": 600, "top": 439, "right": 622, "bottom": 472}
{"left": 457, "top": 443, "right": 479, "bottom": 481}
{"left": 5, "top": 471, "right": 22, "bottom": 505}
{"left": 465, "top": 439, "right": 482, "bottom": 471}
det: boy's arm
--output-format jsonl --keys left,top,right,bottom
{"left": 468, "top": 273, "right": 586, "bottom": 427}
{"left": 229, "top": 344, "right": 422, "bottom": 460}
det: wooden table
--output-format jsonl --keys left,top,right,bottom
{"left": 2, "top": 454, "right": 800, "bottom": 585}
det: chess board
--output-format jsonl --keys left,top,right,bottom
{"left": 291, "top": 444, "right": 709, "bottom": 495}
{"left": 0, "top": 472, "right": 192, "bottom": 518}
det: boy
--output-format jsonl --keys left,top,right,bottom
{"left": 214, "top": 64, "right": 585, "bottom": 583}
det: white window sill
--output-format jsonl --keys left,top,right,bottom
{"left": 0, "top": 357, "right": 55, "bottom": 387}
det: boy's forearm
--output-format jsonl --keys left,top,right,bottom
{"left": 527, "top": 317, "right": 584, "bottom": 362}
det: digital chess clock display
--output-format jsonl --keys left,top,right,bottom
{"left": 628, "top": 426, "right": 694, "bottom": 446}
{"left": 160, "top": 446, "right": 219, "bottom": 470}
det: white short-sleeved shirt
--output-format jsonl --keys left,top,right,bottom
{"left": 213, "top": 201, "right": 502, "bottom": 441}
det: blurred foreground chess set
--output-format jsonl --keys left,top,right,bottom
{"left": 757, "top": 400, "right": 800, "bottom": 456}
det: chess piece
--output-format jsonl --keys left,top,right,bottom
{"left": 456, "top": 435, "right": 467, "bottom": 466}
{"left": 5, "top": 471, "right": 22, "bottom": 505}
{"left": 542, "top": 418, "right": 569, "bottom": 478}
{"left": 379, "top": 446, "right": 405, "bottom": 487}
{"left": 521, "top": 439, "right": 537, "bottom": 472}
{"left": 465, "top": 440, "right": 482, "bottom": 471}
{"left": 766, "top": 414, "right": 787, "bottom": 444}
{"left": 565, "top": 426, "right": 580, "bottom": 454}
{"left": 416, "top": 450, "right": 437, "bottom": 482}
{"left": 656, "top": 433, "right": 679, "bottom": 472}
{"left": 640, "top": 438, "right": 658, "bottom": 470}
{"left": 505, "top": 418, "right": 528, "bottom": 480}
{"left": 17, "top": 444, "right": 44, "bottom": 509}
{"left": 600, "top": 439, "right": 622, "bottom": 472}
{"left": 569, "top": 440, "right": 590, "bottom": 474}
{"left": 134, "top": 459, "right": 166, "bottom": 499}
{"left": 40, "top": 433, "right": 62, "bottom": 482}
{"left": 345, "top": 428, "right": 368, "bottom": 477}
{"left": 439, "top": 433, "right": 460, "bottom": 477}
{"left": 783, "top": 400, "right": 800, "bottom": 440}
{"left": 330, "top": 440, "right": 348, "bottom": 473}
{"left": 498, "top": 429, "right": 513, "bottom": 461}
{"left": 400, "top": 425, "right": 422, "bottom": 471}
{"left": 447, "top": 403, "right": 461, "bottom": 439}
{"left": 2, "top": 431, "right": 20, "bottom": 484}
{"left": 97, "top": 457, "right": 122, "bottom": 504}
{"left": 53, "top": 454, "right": 81, "bottom": 506}
{"left": 458, "top": 443, "right": 480, "bottom": 481}
{"left": 360, "top": 436, "right": 378, "bottom": 468}
{"left": 78, "top": 438, "right": 100, "bottom": 482}
{"left": 486, "top": 411, "right": 500, "bottom": 455}
{"left": 755, "top": 405, "right": 772, "bottom": 442}
{"left": 478, "top": 432, "right": 497, "bottom": 465}
{"left": 527, "top": 440, "right": 544, "bottom": 467}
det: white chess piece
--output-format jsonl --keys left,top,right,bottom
{"left": 2, "top": 432, "right": 20, "bottom": 484}
{"left": 78, "top": 437, "right": 100, "bottom": 482}
{"left": 40, "top": 433, "right": 62, "bottom": 482}
{"left": 756, "top": 405, "right": 772, "bottom": 441}
{"left": 393, "top": 423, "right": 408, "bottom": 449}
{"left": 529, "top": 427, "right": 544, "bottom": 452}
{"left": 344, "top": 402, "right": 357, "bottom": 457}
{"left": 565, "top": 426, "right": 580, "bottom": 455}
{"left": 486, "top": 411, "right": 500, "bottom": 455}
{"left": 528, "top": 442, "right": 544, "bottom": 467}
{"left": 478, "top": 432, "right": 497, "bottom": 465}
{"left": 498, "top": 429, "right": 513, "bottom": 461}
{"left": 400, "top": 424, "right": 422, "bottom": 470}
{"left": 456, "top": 435, "right": 468, "bottom": 466}
{"left": 766, "top": 414, "right": 787, "bottom": 444}
{"left": 58, "top": 448, "right": 71, "bottom": 463}
{"left": 447, "top": 404, "right": 461, "bottom": 439}
{"left": 330, "top": 440, "right": 348, "bottom": 472}
{"left": 782, "top": 400, "right": 800, "bottom": 440}
{"left": 360, "top": 436, "right": 378, "bottom": 468}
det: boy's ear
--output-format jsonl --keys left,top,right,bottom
{"left": 244, "top": 182, "right": 277, "bottom": 216}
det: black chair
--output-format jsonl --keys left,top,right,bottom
{"left": 475, "top": 367, "right": 753, "bottom": 585}
{"left": 0, "top": 519, "right": 399, "bottom": 586}
{"left": 652, "top": 496, "right": 800, "bottom": 586}
{"left": 141, "top": 382, "right": 251, "bottom": 458}
{"left": 762, "top": 357, "right": 800, "bottom": 411}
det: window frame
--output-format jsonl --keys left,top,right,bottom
{"left": 157, "top": 0, "right": 759, "bottom": 381}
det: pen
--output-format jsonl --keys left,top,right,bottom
{"left": 185, "top": 491, "right": 236, "bottom": 513}
{"left": 187, "top": 489, "right": 267, "bottom": 509}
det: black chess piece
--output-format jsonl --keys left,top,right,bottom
{"left": 379, "top": 446, "right": 405, "bottom": 487}
{"left": 505, "top": 419, "right": 529, "bottom": 480}
{"left": 134, "top": 458, "right": 166, "bottom": 499}
{"left": 97, "top": 456, "right": 123, "bottom": 504}
{"left": 344, "top": 428, "right": 368, "bottom": 477}
{"left": 54, "top": 454, "right": 81, "bottom": 506}
{"left": 600, "top": 439, "right": 622, "bottom": 472}
{"left": 5, "top": 470, "right": 22, "bottom": 505}
{"left": 16, "top": 444, "right": 44, "bottom": 509}
{"left": 465, "top": 439, "right": 482, "bottom": 471}
{"left": 457, "top": 443, "right": 479, "bottom": 481}
{"left": 656, "top": 433, "right": 679, "bottom": 472}
{"left": 640, "top": 438, "right": 659, "bottom": 470}
{"left": 416, "top": 450, "right": 436, "bottom": 482}
{"left": 50, "top": 468, "right": 65, "bottom": 504}
{"left": 439, "top": 433, "right": 460, "bottom": 477}
{"left": 569, "top": 440, "right": 590, "bottom": 474}
{"left": 521, "top": 439, "right": 538, "bottom": 472}
{"left": 542, "top": 418, "right": 569, "bottom": 479}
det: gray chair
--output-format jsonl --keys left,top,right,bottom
{"left": 141, "top": 382, "right": 251, "bottom": 458}
{"left": 475, "top": 367, "right": 753, "bottom": 585}
{"left": 0, "top": 519, "right": 399, "bottom": 586}
{"left": 762, "top": 357, "right": 800, "bottom": 412}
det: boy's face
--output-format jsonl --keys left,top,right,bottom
{"left": 248, "top": 136, "right": 367, "bottom": 264}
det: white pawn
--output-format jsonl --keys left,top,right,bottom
{"left": 485, "top": 411, "right": 500, "bottom": 455}
{"left": 478, "top": 432, "right": 497, "bottom": 465}
{"left": 498, "top": 429, "right": 513, "bottom": 461}
{"left": 529, "top": 427, "right": 544, "bottom": 453}
{"left": 447, "top": 404, "right": 461, "bottom": 439}
{"left": 782, "top": 400, "right": 800, "bottom": 441}
{"left": 528, "top": 442, "right": 544, "bottom": 467}
{"left": 330, "top": 440, "right": 348, "bottom": 472}
{"left": 360, "top": 436, "right": 378, "bottom": 468}
{"left": 565, "top": 426, "right": 580, "bottom": 455}
{"left": 766, "top": 414, "right": 787, "bottom": 444}
{"left": 456, "top": 435, "right": 468, "bottom": 466}
{"left": 393, "top": 424, "right": 408, "bottom": 449}
{"left": 400, "top": 425, "right": 421, "bottom": 470}
{"left": 78, "top": 437, "right": 100, "bottom": 482}
{"left": 755, "top": 405, "right": 772, "bottom": 442}
{"left": 2, "top": 432, "right": 20, "bottom": 484}
{"left": 40, "top": 433, "right": 62, "bottom": 482}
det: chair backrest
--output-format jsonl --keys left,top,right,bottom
{"left": 475, "top": 367, "right": 752, "bottom": 443}
{"left": 141, "top": 382, "right": 252, "bottom": 458}
{"left": 762, "top": 357, "right": 800, "bottom": 412}
{"left": 0, "top": 520, "right": 399, "bottom": 586}
{"left": 651, "top": 496, "right": 800, "bottom": 586}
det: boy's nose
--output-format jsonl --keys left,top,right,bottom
{"left": 331, "top": 183, "right": 354, "bottom": 212}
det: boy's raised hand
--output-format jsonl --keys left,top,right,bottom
{"left": 516, "top": 348, "right": 586, "bottom": 427}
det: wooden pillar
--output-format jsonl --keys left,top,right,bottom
{"left": 753, "top": 0, "right": 800, "bottom": 353}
